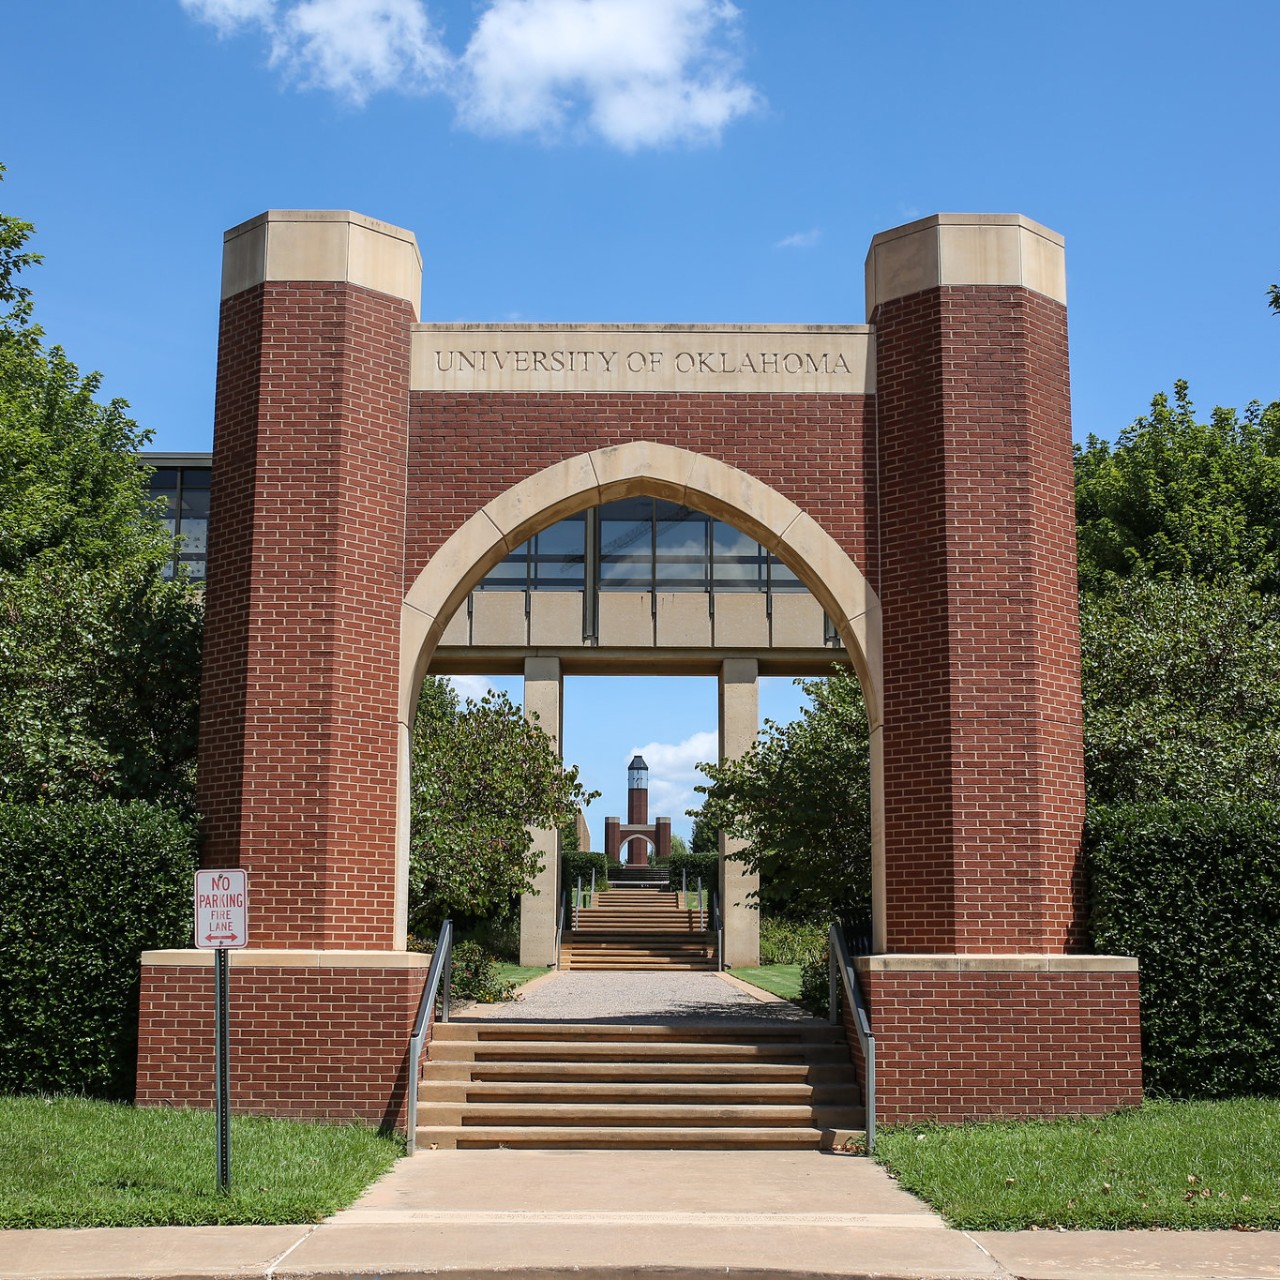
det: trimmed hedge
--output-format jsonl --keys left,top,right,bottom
{"left": 0, "top": 802, "right": 197, "bottom": 1099}
{"left": 1087, "top": 800, "right": 1280, "bottom": 1098}
{"left": 667, "top": 848, "right": 719, "bottom": 889}
{"left": 759, "top": 916, "right": 827, "bottom": 966}
{"left": 561, "top": 848, "right": 609, "bottom": 888}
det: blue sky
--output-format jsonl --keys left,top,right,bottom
{"left": 5, "top": 1, "right": 1277, "bottom": 837}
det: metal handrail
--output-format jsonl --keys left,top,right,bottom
{"left": 711, "top": 889, "right": 723, "bottom": 971}
{"left": 828, "top": 922, "right": 876, "bottom": 1153}
{"left": 574, "top": 876, "right": 583, "bottom": 929}
{"left": 405, "top": 919, "right": 453, "bottom": 1155}
{"left": 555, "top": 889, "right": 567, "bottom": 968}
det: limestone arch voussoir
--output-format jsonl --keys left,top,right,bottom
{"left": 400, "top": 441, "right": 883, "bottom": 724}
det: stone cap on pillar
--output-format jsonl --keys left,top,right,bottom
{"left": 865, "top": 213, "right": 1066, "bottom": 316}
{"left": 221, "top": 210, "right": 423, "bottom": 318}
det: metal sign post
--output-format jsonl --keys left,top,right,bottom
{"left": 194, "top": 869, "right": 249, "bottom": 1194}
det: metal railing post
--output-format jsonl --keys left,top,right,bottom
{"left": 828, "top": 922, "right": 876, "bottom": 1154}
{"left": 405, "top": 919, "right": 454, "bottom": 1156}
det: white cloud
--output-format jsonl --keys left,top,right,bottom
{"left": 270, "top": 0, "right": 451, "bottom": 103}
{"left": 775, "top": 228, "right": 821, "bottom": 250}
{"left": 629, "top": 729, "right": 717, "bottom": 818}
{"left": 447, "top": 674, "right": 501, "bottom": 702}
{"left": 180, "top": 0, "right": 760, "bottom": 147}
{"left": 460, "top": 0, "right": 758, "bottom": 149}
{"left": 181, "top": 0, "right": 276, "bottom": 34}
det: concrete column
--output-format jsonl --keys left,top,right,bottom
{"left": 520, "top": 657, "right": 562, "bottom": 965}
{"left": 719, "top": 658, "right": 760, "bottom": 966}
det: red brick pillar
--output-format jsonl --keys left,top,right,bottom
{"left": 137, "top": 212, "right": 428, "bottom": 1128}
{"left": 860, "top": 215, "right": 1142, "bottom": 1121}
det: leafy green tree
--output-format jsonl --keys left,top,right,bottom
{"left": 1075, "top": 381, "right": 1280, "bottom": 592}
{"left": 1268, "top": 283, "right": 1279, "bottom": 316}
{"left": 688, "top": 809, "right": 717, "bottom": 854}
{"left": 668, "top": 832, "right": 689, "bottom": 859}
{"left": 408, "top": 677, "right": 595, "bottom": 934}
{"left": 0, "top": 175, "right": 202, "bottom": 808}
{"left": 1082, "top": 575, "right": 1280, "bottom": 805}
{"left": 693, "top": 669, "right": 870, "bottom": 928}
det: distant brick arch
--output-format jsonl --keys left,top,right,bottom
{"left": 136, "top": 210, "right": 1142, "bottom": 1133}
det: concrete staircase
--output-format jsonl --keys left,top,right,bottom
{"left": 561, "top": 888, "right": 714, "bottom": 970}
{"left": 417, "top": 1020, "right": 864, "bottom": 1150}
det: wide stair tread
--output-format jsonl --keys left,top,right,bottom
{"left": 420, "top": 1020, "right": 862, "bottom": 1151}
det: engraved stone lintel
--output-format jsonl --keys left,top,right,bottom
{"left": 411, "top": 325, "right": 874, "bottom": 394}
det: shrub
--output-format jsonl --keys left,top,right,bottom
{"left": 759, "top": 916, "right": 827, "bottom": 966}
{"left": 667, "top": 848, "right": 719, "bottom": 891}
{"left": 1087, "top": 800, "right": 1280, "bottom": 1098}
{"left": 561, "top": 848, "right": 609, "bottom": 890}
{"left": 447, "top": 940, "right": 515, "bottom": 1004}
{"left": 798, "top": 946, "right": 830, "bottom": 1018}
{"left": 0, "top": 801, "right": 197, "bottom": 1099}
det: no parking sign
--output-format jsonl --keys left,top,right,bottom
{"left": 194, "top": 869, "right": 249, "bottom": 949}
{"left": 193, "top": 869, "right": 249, "bottom": 1193}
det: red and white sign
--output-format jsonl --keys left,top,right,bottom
{"left": 194, "top": 870, "right": 249, "bottom": 949}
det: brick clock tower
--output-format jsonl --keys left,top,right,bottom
{"left": 135, "top": 209, "right": 1142, "bottom": 1131}
{"left": 603, "top": 756, "right": 672, "bottom": 867}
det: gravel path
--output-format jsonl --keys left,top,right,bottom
{"left": 455, "top": 971, "right": 816, "bottom": 1024}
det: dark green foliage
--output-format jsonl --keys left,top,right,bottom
{"left": 409, "top": 677, "right": 595, "bottom": 932}
{"left": 1082, "top": 575, "right": 1280, "bottom": 805}
{"left": 798, "top": 946, "right": 830, "bottom": 1018}
{"left": 0, "top": 183, "right": 202, "bottom": 810}
{"left": 667, "top": 847, "right": 718, "bottom": 890}
{"left": 1075, "top": 381, "right": 1280, "bottom": 593}
{"left": 667, "top": 832, "right": 690, "bottom": 859}
{"left": 694, "top": 669, "right": 871, "bottom": 928}
{"left": 447, "top": 939, "right": 516, "bottom": 1003}
{"left": 558, "top": 815, "right": 581, "bottom": 855}
{"left": 759, "top": 916, "right": 827, "bottom": 966}
{"left": 688, "top": 809, "right": 717, "bottom": 854}
{"left": 1087, "top": 801, "right": 1280, "bottom": 1098}
{"left": 562, "top": 848, "right": 608, "bottom": 889}
{"left": 0, "top": 802, "right": 197, "bottom": 1099}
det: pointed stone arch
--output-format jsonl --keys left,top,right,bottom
{"left": 393, "top": 443, "right": 887, "bottom": 953}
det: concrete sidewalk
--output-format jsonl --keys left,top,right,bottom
{"left": 4, "top": 1150, "right": 1278, "bottom": 1280}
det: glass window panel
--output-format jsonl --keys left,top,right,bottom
{"left": 600, "top": 497, "right": 653, "bottom": 591}
{"left": 769, "top": 553, "right": 805, "bottom": 591}
{"left": 179, "top": 555, "right": 207, "bottom": 581}
{"left": 712, "top": 519, "right": 767, "bottom": 590}
{"left": 151, "top": 489, "right": 178, "bottom": 537}
{"left": 148, "top": 469, "right": 178, "bottom": 491}
{"left": 178, "top": 487, "right": 209, "bottom": 554}
{"left": 654, "top": 502, "right": 707, "bottom": 592}
{"left": 534, "top": 516, "right": 585, "bottom": 557}
{"left": 180, "top": 468, "right": 212, "bottom": 489}
{"left": 477, "top": 552, "right": 528, "bottom": 590}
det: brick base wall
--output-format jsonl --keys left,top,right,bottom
{"left": 851, "top": 961, "right": 1143, "bottom": 1124}
{"left": 137, "top": 958, "right": 426, "bottom": 1130}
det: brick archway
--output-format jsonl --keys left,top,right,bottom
{"left": 136, "top": 209, "right": 1142, "bottom": 1131}
{"left": 396, "top": 441, "right": 884, "bottom": 964}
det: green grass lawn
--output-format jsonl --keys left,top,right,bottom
{"left": 492, "top": 961, "right": 550, "bottom": 989}
{"left": 728, "top": 964, "right": 802, "bottom": 1000}
{"left": 875, "top": 1099, "right": 1280, "bottom": 1230}
{"left": 0, "top": 1096, "right": 400, "bottom": 1228}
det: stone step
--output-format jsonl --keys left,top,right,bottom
{"left": 422, "top": 1060, "right": 857, "bottom": 1086}
{"left": 417, "top": 1102, "right": 866, "bottom": 1128}
{"left": 415, "top": 1125, "right": 863, "bottom": 1151}
{"left": 417, "top": 1081, "right": 853, "bottom": 1105}
{"left": 426, "top": 1042, "right": 850, "bottom": 1064}
{"left": 436, "top": 1021, "right": 844, "bottom": 1043}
